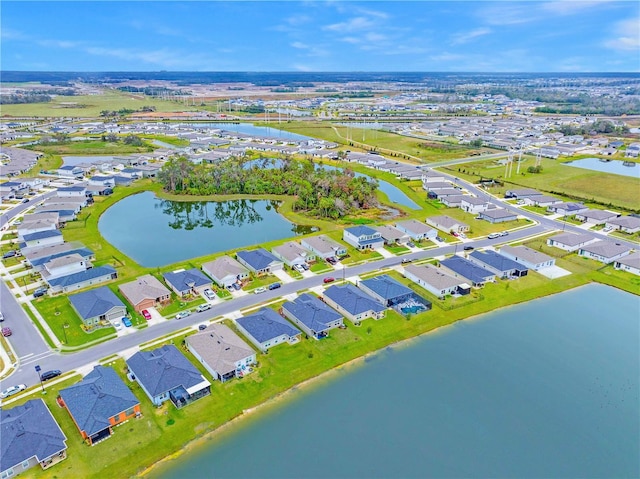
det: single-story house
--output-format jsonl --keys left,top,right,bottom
{"left": 29, "top": 247, "right": 95, "bottom": 272}
{"left": 1, "top": 399, "right": 67, "bottom": 477}
{"left": 467, "top": 250, "right": 529, "bottom": 279}
{"left": 342, "top": 226, "right": 384, "bottom": 251}
{"left": 46, "top": 265, "right": 118, "bottom": 294}
{"left": 394, "top": 220, "right": 437, "bottom": 241}
{"left": 282, "top": 293, "right": 344, "bottom": 340}
{"left": 546, "top": 232, "right": 599, "bottom": 252}
{"left": 426, "top": 215, "right": 470, "bottom": 234}
{"left": 605, "top": 216, "right": 640, "bottom": 234}
{"left": 504, "top": 188, "right": 540, "bottom": 199}
{"left": 440, "top": 255, "right": 496, "bottom": 287}
{"left": 186, "top": 324, "right": 256, "bottom": 382}
{"left": 57, "top": 185, "right": 87, "bottom": 197}
{"left": 58, "top": 366, "right": 140, "bottom": 445}
{"left": 163, "top": 268, "right": 212, "bottom": 297}
{"left": 56, "top": 165, "right": 83, "bottom": 179}
{"left": 359, "top": 274, "right": 431, "bottom": 313}
{"left": 272, "top": 242, "right": 316, "bottom": 268}
{"left": 126, "top": 345, "right": 211, "bottom": 408}
{"left": 236, "top": 308, "right": 302, "bottom": 352}
{"left": 523, "top": 194, "right": 562, "bottom": 207}
{"left": 460, "top": 196, "right": 489, "bottom": 214}
{"left": 499, "top": 245, "right": 555, "bottom": 271}
{"left": 428, "top": 188, "right": 464, "bottom": 200}
{"left": 547, "top": 202, "right": 589, "bottom": 217}
{"left": 300, "top": 235, "right": 347, "bottom": 259}
{"left": 477, "top": 208, "right": 519, "bottom": 223}
{"left": 236, "top": 248, "right": 284, "bottom": 275}
{"left": 17, "top": 218, "right": 58, "bottom": 239}
{"left": 69, "top": 286, "right": 127, "bottom": 328}
{"left": 372, "top": 225, "right": 410, "bottom": 245}
{"left": 403, "top": 263, "right": 471, "bottom": 297}
{"left": 574, "top": 209, "right": 619, "bottom": 225}
{"left": 577, "top": 240, "right": 632, "bottom": 264}
{"left": 421, "top": 170, "right": 447, "bottom": 183}
{"left": 439, "top": 195, "right": 465, "bottom": 208}
{"left": 88, "top": 175, "right": 115, "bottom": 187}
{"left": 21, "top": 230, "right": 64, "bottom": 249}
{"left": 613, "top": 251, "right": 640, "bottom": 276}
{"left": 119, "top": 274, "right": 172, "bottom": 313}
{"left": 41, "top": 253, "right": 90, "bottom": 281}
{"left": 322, "top": 283, "right": 386, "bottom": 324}
{"left": 202, "top": 256, "right": 250, "bottom": 288}
{"left": 422, "top": 181, "right": 454, "bottom": 192}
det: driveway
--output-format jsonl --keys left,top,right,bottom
{"left": 273, "top": 269, "right": 295, "bottom": 284}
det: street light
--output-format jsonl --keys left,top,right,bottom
{"left": 35, "top": 365, "right": 44, "bottom": 393}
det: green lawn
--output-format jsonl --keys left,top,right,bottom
{"left": 309, "top": 262, "right": 334, "bottom": 273}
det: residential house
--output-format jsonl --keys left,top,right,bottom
{"left": 57, "top": 186, "right": 87, "bottom": 198}
{"left": 499, "top": 245, "right": 555, "bottom": 271}
{"left": 17, "top": 217, "right": 58, "bottom": 239}
{"left": 69, "top": 286, "right": 127, "bottom": 328}
{"left": 577, "top": 240, "right": 632, "bottom": 264}
{"left": 394, "top": 220, "right": 437, "bottom": 241}
{"left": 421, "top": 170, "right": 447, "bottom": 183}
{"left": 605, "top": 216, "right": 640, "bottom": 234}
{"left": 21, "top": 230, "right": 64, "bottom": 249}
{"left": 1, "top": 399, "right": 67, "bottom": 477}
{"left": 126, "top": 345, "right": 211, "bottom": 408}
{"left": 322, "top": 283, "right": 386, "bottom": 324}
{"left": 574, "top": 209, "right": 619, "bottom": 225}
{"left": 547, "top": 202, "right": 589, "bottom": 217}
{"left": 460, "top": 196, "right": 489, "bottom": 214}
{"left": 282, "top": 293, "right": 344, "bottom": 340}
{"left": 41, "top": 253, "right": 90, "bottom": 281}
{"left": 359, "top": 274, "right": 431, "bottom": 313}
{"left": 202, "top": 256, "right": 250, "bottom": 288}
{"left": 186, "top": 324, "right": 256, "bottom": 382}
{"left": 56, "top": 165, "right": 83, "bottom": 179}
{"left": 372, "top": 225, "right": 410, "bottom": 245}
{"left": 236, "top": 308, "right": 302, "bottom": 352}
{"left": 28, "top": 247, "right": 94, "bottom": 272}
{"left": 467, "top": 250, "right": 528, "bottom": 278}
{"left": 88, "top": 175, "right": 115, "bottom": 188}
{"left": 523, "top": 194, "right": 562, "bottom": 207}
{"left": 439, "top": 195, "right": 465, "bottom": 208}
{"left": 163, "top": 268, "right": 212, "bottom": 297}
{"left": 546, "top": 232, "right": 599, "bottom": 252}
{"left": 236, "top": 248, "right": 284, "bottom": 275}
{"left": 58, "top": 366, "right": 140, "bottom": 445}
{"left": 119, "top": 274, "right": 172, "bottom": 313}
{"left": 477, "top": 208, "right": 518, "bottom": 223}
{"left": 272, "top": 242, "right": 316, "bottom": 268}
{"left": 300, "top": 235, "right": 347, "bottom": 260}
{"left": 342, "top": 226, "right": 384, "bottom": 251}
{"left": 504, "top": 188, "right": 540, "bottom": 199}
{"left": 613, "top": 251, "right": 640, "bottom": 276}
{"left": 440, "top": 255, "right": 496, "bottom": 287}
{"left": 46, "top": 265, "right": 118, "bottom": 294}
{"left": 403, "top": 263, "right": 471, "bottom": 297}
{"left": 426, "top": 215, "right": 470, "bottom": 234}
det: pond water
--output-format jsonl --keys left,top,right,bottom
{"left": 319, "top": 164, "right": 420, "bottom": 210}
{"left": 98, "top": 191, "right": 316, "bottom": 267}
{"left": 62, "top": 155, "right": 117, "bottom": 166}
{"left": 190, "top": 122, "right": 311, "bottom": 141}
{"left": 155, "top": 284, "right": 639, "bottom": 479}
{"left": 563, "top": 157, "right": 640, "bottom": 178}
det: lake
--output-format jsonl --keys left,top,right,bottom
{"left": 62, "top": 155, "right": 117, "bottom": 166}
{"left": 190, "top": 122, "right": 311, "bottom": 141}
{"left": 155, "top": 284, "right": 639, "bottom": 479}
{"left": 98, "top": 192, "right": 316, "bottom": 267}
{"left": 563, "top": 157, "right": 640, "bottom": 179}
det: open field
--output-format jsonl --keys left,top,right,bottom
{"left": 28, "top": 139, "right": 154, "bottom": 156}
{"left": 443, "top": 155, "right": 640, "bottom": 211}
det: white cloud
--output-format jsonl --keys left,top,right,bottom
{"left": 323, "top": 16, "right": 376, "bottom": 32}
{"left": 604, "top": 17, "right": 640, "bottom": 52}
{"left": 451, "top": 27, "right": 492, "bottom": 45}
{"left": 541, "top": 0, "right": 616, "bottom": 15}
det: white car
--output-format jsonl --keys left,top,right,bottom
{"left": 0, "top": 312, "right": 4, "bottom": 322}
{"left": 175, "top": 311, "right": 191, "bottom": 320}
{"left": 1, "top": 384, "right": 27, "bottom": 399}
{"left": 196, "top": 303, "right": 211, "bottom": 313}
{"left": 203, "top": 288, "right": 216, "bottom": 300}
{"left": 488, "top": 233, "right": 501, "bottom": 239}
{"left": 254, "top": 287, "right": 266, "bottom": 294}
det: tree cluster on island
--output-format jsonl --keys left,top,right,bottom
{"left": 157, "top": 156, "right": 379, "bottom": 219}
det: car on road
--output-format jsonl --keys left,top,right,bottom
{"left": 0, "top": 312, "right": 4, "bottom": 322}
{"left": 487, "top": 233, "right": 501, "bottom": 239}
{"left": 122, "top": 317, "right": 132, "bottom": 327}
{"left": 463, "top": 246, "right": 475, "bottom": 251}
{"left": 268, "top": 282, "right": 281, "bottom": 290}
{"left": 254, "top": 287, "right": 266, "bottom": 294}
{"left": 196, "top": 303, "right": 212, "bottom": 313}
{"left": 401, "top": 258, "right": 413, "bottom": 264}
{"left": 323, "top": 277, "right": 335, "bottom": 283}
{"left": 0, "top": 384, "right": 27, "bottom": 399}
{"left": 203, "top": 288, "right": 216, "bottom": 300}
{"left": 40, "top": 370, "right": 62, "bottom": 382}
{"left": 21, "top": 198, "right": 30, "bottom": 203}
{"left": 2, "top": 327, "right": 12, "bottom": 337}
{"left": 141, "top": 309, "right": 152, "bottom": 320}
{"left": 500, "top": 231, "right": 509, "bottom": 236}
{"left": 175, "top": 311, "right": 191, "bottom": 320}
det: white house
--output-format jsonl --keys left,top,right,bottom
{"left": 394, "top": 220, "right": 438, "bottom": 241}
{"left": 272, "top": 241, "right": 316, "bottom": 267}
{"left": 577, "top": 240, "right": 632, "bottom": 264}
{"left": 546, "top": 232, "right": 599, "bottom": 252}
{"left": 403, "top": 263, "right": 471, "bottom": 297}
{"left": 613, "top": 251, "right": 640, "bottom": 276}
{"left": 499, "top": 245, "right": 555, "bottom": 271}
{"left": 342, "top": 226, "right": 384, "bottom": 250}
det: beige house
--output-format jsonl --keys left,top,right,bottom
{"left": 119, "top": 274, "right": 172, "bottom": 312}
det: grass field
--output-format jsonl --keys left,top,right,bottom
{"left": 443, "top": 155, "right": 640, "bottom": 211}
{"left": 29, "top": 139, "right": 154, "bottom": 156}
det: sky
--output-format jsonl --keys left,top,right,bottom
{"left": 1, "top": 1, "right": 639, "bottom": 72}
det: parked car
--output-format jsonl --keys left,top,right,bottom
{"left": 293, "top": 264, "right": 306, "bottom": 273}
{"left": 254, "top": 287, "right": 266, "bottom": 294}
{"left": 122, "top": 317, "right": 132, "bottom": 327}
{"left": 141, "top": 309, "right": 152, "bottom": 320}
{"left": 407, "top": 242, "right": 416, "bottom": 248}
{"left": 175, "top": 311, "right": 191, "bottom": 320}
{"left": 232, "top": 283, "right": 241, "bottom": 291}
{"left": 0, "top": 312, "right": 4, "bottom": 322}
{"left": 40, "top": 370, "right": 62, "bottom": 382}
{"left": 268, "top": 282, "right": 281, "bottom": 290}
{"left": 33, "top": 287, "right": 48, "bottom": 298}
{"left": 21, "top": 198, "right": 30, "bottom": 203}
{"left": 2, "top": 327, "right": 12, "bottom": 337}
{"left": 323, "top": 277, "right": 335, "bottom": 283}
{"left": 488, "top": 233, "right": 501, "bottom": 239}
{"left": 451, "top": 232, "right": 459, "bottom": 237}
{"left": 500, "top": 231, "right": 509, "bottom": 237}
{"left": 463, "top": 246, "right": 475, "bottom": 251}
{"left": 196, "top": 303, "right": 212, "bottom": 312}
{"left": 436, "top": 236, "right": 444, "bottom": 242}
{"left": 203, "top": 288, "right": 216, "bottom": 300}
{"left": 326, "top": 257, "right": 337, "bottom": 265}
{"left": 458, "top": 233, "right": 467, "bottom": 239}
{"left": 2, "top": 250, "right": 16, "bottom": 259}
{"left": 198, "top": 324, "right": 208, "bottom": 331}
{"left": 603, "top": 226, "right": 614, "bottom": 232}
{"left": 0, "top": 384, "right": 27, "bottom": 399}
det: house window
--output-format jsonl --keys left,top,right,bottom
{"left": 22, "top": 461, "right": 30, "bottom": 468}
{"left": 125, "top": 407, "right": 135, "bottom": 416}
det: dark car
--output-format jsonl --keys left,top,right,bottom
{"left": 33, "top": 288, "right": 48, "bottom": 298}
{"left": 268, "top": 282, "right": 281, "bottom": 290}
{"left": 463, "top": 246, "right": 475, "bottom": 251}
{"left": 2, "top": 327, "right": 12, "bottom": 337}
{"left": 40, "top": 370, "right": 62, "bottom": 381}
{"left": 2, "top": 251, "right": 16, "bottom": 259}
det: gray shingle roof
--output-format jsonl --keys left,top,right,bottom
{"left": 1, "top": 399, "right": 67, "bottom": 472}
{"left": 119, "top": 274, "right": 171, "bottom": 306}
{"left": 68, "top": 285, "right": 125, "bottom": 320}
{"left": 440, "top": 255, "right": 495, "bottom": 284}
{"left": 186, "top": 324, "right": 254, "bottom": 376}
{"left": 469, "top": 250, "right": 528, "bottom": 273}
{"left": 237, "top": 308, "right": 301, "bottom": 343}
{"left": 47, "top": 265, "right": 116, "bottom": 289}
{"left": 59, "top": 366, "right": 139, "bottom": 437}
{"left": 323, "top": 283, "right": 386, "bottom": 315}
{"left": 359, "top": 274, "right": 413, "bottom": 300}
{"left": 236, "top": 248, "right": 281, "bottom": 271}
{"left": 22, "top": 230, "right": 63, "bottom": 242}
{"left": 163, "top": 268, "right": 211, "bottom": 293}
{"left": 579, "top": 240, "right": 631, "bottom": 258}
{"left": 548, "top": 232, "right": 596, "bottom": 247}
{"left": 282, "top": 293, "right": 342, "bottom": 333}
{"left": 127, "top": 345, "right": 207, "bottom": 397}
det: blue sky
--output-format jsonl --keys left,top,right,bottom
{"left": 2, "top": 1, "right": 638, "bottom": 72}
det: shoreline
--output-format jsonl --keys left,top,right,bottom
{"left": 138, "top": 281, "right": 594, "bottom": 478}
